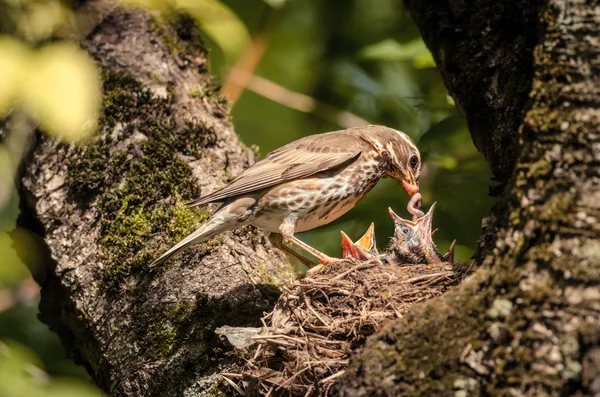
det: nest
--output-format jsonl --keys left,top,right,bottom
{"left": 219, "top": 259, "right": 464, "bottom": 396}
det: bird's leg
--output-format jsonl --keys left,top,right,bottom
{"left": 278, "top": 217, "right": 338, "bottom": 266}
{"left": 283, "top": 235, "right": 338, "bottom": 265}
{"left": 268, "top": 233, "right": 317, "bottom": 268}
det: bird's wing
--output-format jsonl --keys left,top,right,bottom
{"left": 188, "top": 131, "right": 365, "bottom": 206}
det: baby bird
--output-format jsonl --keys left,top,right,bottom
{"left": 388, "top": 203, "right": 455, "bottom": 264}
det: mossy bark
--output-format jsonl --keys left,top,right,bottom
{"left": 16, "top": 8, "right": 294, "bottom": 397}
{"left": 336, "top": 1, "right": 600, "bottom": 396}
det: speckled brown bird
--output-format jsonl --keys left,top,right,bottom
{"left": 150, "top": 125, "right": 423, "bottom": 268}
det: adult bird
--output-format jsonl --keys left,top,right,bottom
{"left": 149, "top": 125, "right": 423, "bottom": 268}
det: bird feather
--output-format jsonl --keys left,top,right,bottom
{"left": 187, "top": 131, "right": 365, "bottom": 207}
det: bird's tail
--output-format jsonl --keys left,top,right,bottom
{"left": 148, "top": 222, "right": 217, "bottom": 268}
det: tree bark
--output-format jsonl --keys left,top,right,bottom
{"left": 16, "top": 8, "right": 294, "bottom": 397}
{"left": 14, "top": 0, "right": 600, "bottom": 396}
{"left": 336, "top": 1, "right": 600, "bottom": 395}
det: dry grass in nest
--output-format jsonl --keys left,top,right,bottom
{"left": 220, "top": 260, "right": 465, "bottom": 396}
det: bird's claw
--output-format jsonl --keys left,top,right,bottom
{"left": 317, "top": 254, "right": 339, "bottom": 265}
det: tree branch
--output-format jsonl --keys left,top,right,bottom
{"left": 16, "top": 9, "right": 294, "bottom": 396}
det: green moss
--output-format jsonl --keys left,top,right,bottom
{"left": 150, "top": 15, "right": 181, "bottom": 56}
{"left": 66, "top": 70, "right": 219, "bottom": 290}
{"left": 255, "top": 261, "right": 290, "bottom": 295}
{"left": 206, "top": 381, "right": 227, "bottom": 397}
{"left": 526, "top": 157, "right": 552, "bottom": 179}
{"left": 145, "top": 302, "right": 196, "bottom": 359}
{"left": 508, "top": 208, "right": 522, "bottom": 226}
{"left": 165, "top": 302, "right": 193, "bottom": 324}
{"left": 149, "top": 319, "right": 178, "bottom": 357}
{"left": 170, "top": 201, "right": 208, "bottom": 239}
{"left": 68, "top": 144, "right": 111, "bottom": 198}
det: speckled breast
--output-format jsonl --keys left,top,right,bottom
{"left": 255, "top": 152, "right": 384, "bottom": 233}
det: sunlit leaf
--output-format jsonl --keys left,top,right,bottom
{"left": 176, "top": 0, "right": 250, "bottom": 60}
{"left": 441, "top": 156, "right": 458, "bottom": 170}
{"left": 22, "top": 43, "right": 101, "bottom": 142}
{"left": 359, "top": 38, "right": 435, "bottom": 68}
{"left": 18, "top": 1, "right": 69, "bottom": 42}
{"left": 0, "top": 37, "right": 27, "bottom": 117}
{"left": 121, "top": 0, "right": 170, "bottom": 11}
{"left": 0, "top": 146, "right": 15, "bottom": 213}
{"left": 0, "top": 340, "right": 103, "bottom": 397}
{"left": 0, "top": 340, "right": 43, "bottom": 397}
{"left": 413, "top": 52, "right": 436, "bottom": 69}
{"left": 262, "top": 0, "right": 288, "bottom": 8}
{"left": 0, "top": 230, "right": 38, "bottom": 287}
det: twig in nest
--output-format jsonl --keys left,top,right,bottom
{"left": 222, "top": 374, "right": 246, "bottom": 396}
{"left": 226, "top": 260, "right": 463, "bottom": 396}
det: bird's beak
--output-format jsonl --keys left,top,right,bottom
{"left": 388, "top": 207, "right": 415, "bottom": 227}
{"left": 415, "top": 202, "right": 436, "bottom": 240}
{"left": 442, "top": 240, "right": 456, "bottom": 264}
{"left": 340, "top": 230, "right": 376, "bottom": 260}
{"left": 341, "top": 231, "right": 360, "bottom": 259}
{"left": 401, "top": 170, "right": 419, "bottom": 196}
{"left": 355, "top": 222, "right": 377, "bottom": 254}
{"left": 400, "top": 170, "right": 423, "bottom": 220}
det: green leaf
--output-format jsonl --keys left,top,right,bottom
{"left": 124, "top": 0, "right": 250, "bottom": 61}
{"left": 176, "top": 0, "right": 250, "bottom": 61}
{"left": 21, "top": 43, "right": 101, "bottom": 142}
{"left": 0, "top": 37, "right": 27, "bottom": 117}
{"left": 0, "top": 340, "right": 103, "bottom": 397}
{"left": 262, "top": 0, "right": 289, "bottom": 8}
{"left": 359, "top": 38, "right": 436, "bottom": 68}
{"left": 0, "top": 229, "right": 39, "bottom": 287}
{"left": 17, "top": 1, "right": 69, "bottom": 42}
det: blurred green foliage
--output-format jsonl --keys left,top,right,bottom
{"left": 0, "top": 0, "right": 104, "bottom": 393}
{"left": 0, "top": 0, "right": 495, "bottom": 394}
{"left": 218, "top": 0, "right": 495, "bottom": 261}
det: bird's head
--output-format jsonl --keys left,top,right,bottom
{"left": 354, "top": 126, "right": 422, "bottom": 217}
{"left": 388, "top": 203, "right": 446, "bottom": 264}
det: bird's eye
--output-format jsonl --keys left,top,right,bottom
{"left": 401, "top": 226, "right": 409, "bottom": 234}
{"left": 409, "top": 154, "right": 419, "bottom": 170}
{"left": 381, "top": 258, "right": 389, "bottom": 265}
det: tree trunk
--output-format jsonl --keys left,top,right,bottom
{"left": 15, "top": 0, "right": 600, "bottom": 396}
{"left": 336, "top": 1, "right": 600, "bottom": 395}
{"left": 16, "top": 8, "right": 294, "bottom": 397}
